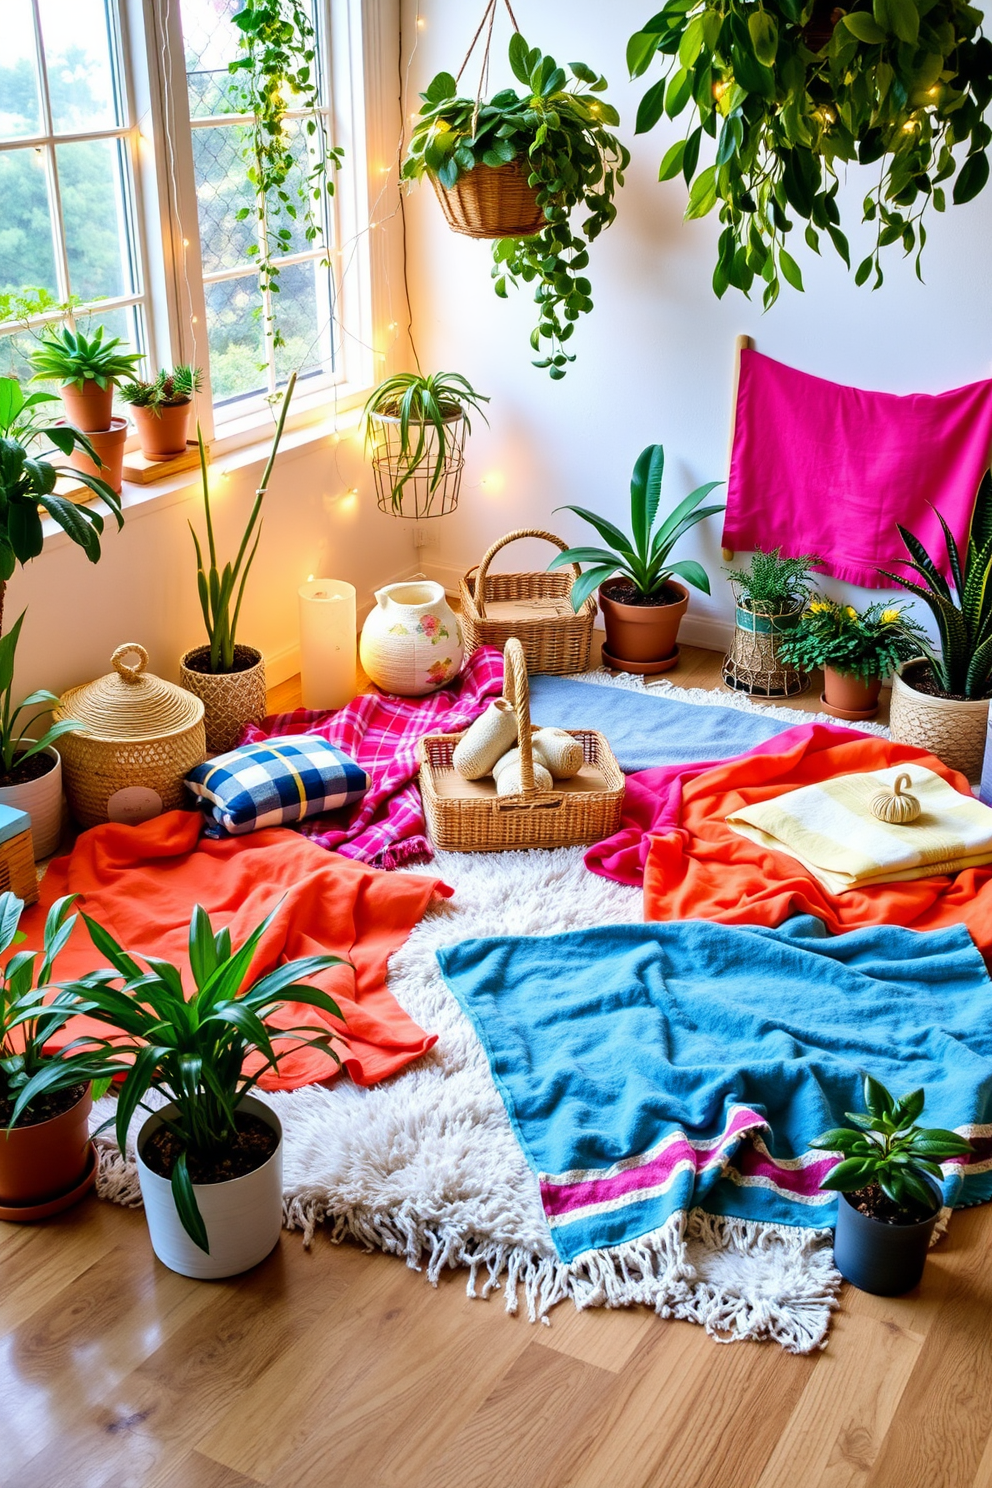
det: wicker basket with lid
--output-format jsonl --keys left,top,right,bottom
{"left": 55, "top": 644, "right": 206, "bottom": 827}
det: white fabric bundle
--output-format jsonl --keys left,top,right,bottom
{"left": 452, "top": 698, "right": 518, "bottom": 779}
{"left": 492, "top": 748, "right": 553, "bottom": 797}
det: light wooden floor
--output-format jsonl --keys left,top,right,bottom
{"left": 9, "top": 642, "right": 992, "bottom": 1488}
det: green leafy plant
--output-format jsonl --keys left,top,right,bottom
{"left": 119, "top": 366, "right": 202, "bottom": 414}
{"left": 628, "top": 0, "right": 992, "bottom": 307}
{"left": 0, "top": 610, "right": 84, "bottom": 784}
{"left": 403, "top": 36, "right": 629, "bottom": 376}
{"left": 227, "top": 1, "right": 344, "bottom": 341}
{"left": 810, "top": 1074, "right": 972, "bottom": 1215}
{"left": 191, "top": 373, "right": 295, "bottom": 673}
{"left": 777, "top": 596, "right": 928, "bottom": 681}
{"left": 0, "top": 376, "right": 123, "bottom": 630}
{"left": 878, "top": 474, "right": 992, "bottom": 698}
{"left": 549, "top": 444, "right": 725, "bottom": 610}
{"left": 13, "top": 901, "right": 349, "bottom": 1251}
{"left": 364, "top": 370, "right": 490, "bottom": 512}
{"left": 727, "top": 546, "right": 822, "bottom": 611}
{"left": 28, "top": 325, "right": 143, "bottom": 390}
{"left": 0, "top": 892, "right": 111, "bottom": 1126}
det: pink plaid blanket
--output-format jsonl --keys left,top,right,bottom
{"left": 241, "top": 647, "right": 504, "bottom": 868}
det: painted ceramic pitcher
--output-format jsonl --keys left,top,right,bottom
{"left": 359, "top": 579, "right": 464, "bottom": 696}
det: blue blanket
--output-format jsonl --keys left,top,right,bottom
{"left": 528, "top": 675, "right": 795, "bottom": 773}
{"left": 437, "top": 916, "right": 992, "bottom": 1263}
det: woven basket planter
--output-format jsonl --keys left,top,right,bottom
{"left": 368, "top": 410, "right": 465, "bottom": 520}
{"left": 55, "top": 644, "right": 205, "bottom": 828}
{"left": 459, "top": 529, "right": 595, "bottom": 675}
{"left": 179, "top": 645, "right": 267, "bottom": 755}
{"left": 722, "top": 594, "right": 809, "bottom": 699}
{"left": 430, "top": 159, "right": 546, "bottom": 240}
{"left": 888, "top": 660, "right": 990, "bottom": 782}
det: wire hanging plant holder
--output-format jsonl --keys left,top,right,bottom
{"left": 364, "top": 370, "right": 489, "bottom": 520}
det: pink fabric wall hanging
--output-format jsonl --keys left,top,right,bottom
{"left": 722, "top": 350, "right": 992, "bottom": 589}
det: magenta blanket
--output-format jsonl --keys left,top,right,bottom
{"left": 241, "top": 646, "right": 504, "bottom": 868}
{"left": 723, "top": 350, "right": 992, "bottom": 588}
{"left": 583, "top": 722, "right": 857, "bottom": 886}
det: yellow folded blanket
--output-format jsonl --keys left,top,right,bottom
{"left": 725, "top": 764, "right": 992, "bottom": 894}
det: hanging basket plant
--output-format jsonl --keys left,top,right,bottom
{"left": 364, "top": 371, "right": 490, "bottom": 519}
{"left": 403, "top": 13, "right": 630, "bottom": 378}
{"left": 628, "top": 0, "right": 992, "bottom": 305}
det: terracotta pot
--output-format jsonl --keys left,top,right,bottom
{"left": 823, "top": 668, "right": 882, "bottom": 718}
{"left": 65, "top": 416, "right": 128, "bottom": 494}
{"left": 0, "top": 743, "right": 64, "bottom": 858}
{"left": 0, "top": 1083, "right": 93, "bottom": 1212}
{"left": 60, "top": 379, "right": 114, "bottom": 433}
{"left": 598, "top": 581, "right": 689, "bottom": 666}
{"left": 889, "top": 660, "right": 990, "bottom": 783}
{"left": 132, "top": 402, "right": 191, "bottom": 461}
{"left": 179, "top": 644, "right": 267, "bottom": 753}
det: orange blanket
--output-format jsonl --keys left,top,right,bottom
{"left": 18, "top": 812, "right": 451, "bottom": 1089}
{"left": 644, "top": 725, "right": 992, "bottom": 949}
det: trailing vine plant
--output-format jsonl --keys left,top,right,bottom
{"left": 403, "top": 36, "right": 629, "bottom": 377}
{"left": 228, "top": 0, "right": 344, "bottom": 347}
{"left": 628, "top": 0, "right": 992, "bottom": 306}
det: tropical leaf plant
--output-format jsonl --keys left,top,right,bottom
{"left": 628, "top": 0, "right": 992, "bottom": 307}
{"left": 403, "top": 37, "right": 629, "bottom": 376}
{"left": 877, "top": 473, "right": 992, "bottom": 698}
{"left": 119, "top": 365, "right": 202, "bottom": 414}
{"left": 810, "top": 1074, "right": 973, "bottom": 1214}
{"left": 363, "top": 371, "right": 490, "bottom": 513}
{"left": 28, "top": 324, "right": 143, "bottom": 389}
{"left": 12, "top": 900, "right": 351, "bottom": 1252}
{"left": 190, "top": 372, "right": 295, "bottom": 673}
{"left": 549, "top": 443, "right": 725, "bottom": 610}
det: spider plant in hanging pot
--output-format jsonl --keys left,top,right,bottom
{"left": 550, "top": 444, "right": 724, "bottom": 673}
{"left": 364, "top": 371, "right": 489, "bottom": 519}
{"left": 179, "top": 375, "right": 295, "bottom": 752}
{"left": 403, "top": 33, "right": 629, "bottom": 376}
{"left": 119, "top": 365, "right": 202, "bottom": 462}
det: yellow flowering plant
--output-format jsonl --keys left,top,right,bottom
{"left": 777, "top": 598, "right": 930, "bottom": 682}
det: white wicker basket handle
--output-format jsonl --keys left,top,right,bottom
{"left": 467, "top": 529, "right": 581, "bottom": 620}
{"left": 112, "top": 643, "right": 149, "bottom": 684}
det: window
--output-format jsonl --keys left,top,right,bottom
{"left": 0, "top": 0, "right": 147, "bottom": 376}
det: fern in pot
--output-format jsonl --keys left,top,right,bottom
{"left": 722, "top": 547, "right": 821, "bottom": 697}
{"left": 549, "top": 444, "right": 724, "bottom": 673}
{"left": 364, "top": 371, "right": 489, "bottom": 519}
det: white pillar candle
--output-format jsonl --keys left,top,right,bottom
{"left": 298, "top": 579, "right": 357, "bottom": 711}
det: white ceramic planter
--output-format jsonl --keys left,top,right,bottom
{"left": 889, "top": 662, "right": 990, "bottom": 784}
{"left": 0, "top": 745, "right": 64, "bottom": 858}
{"left": 136, "top": 1096, "right": 283, "bottom": 1279}
{"left": 359, "top": 579, "right": 463, "bottom": 696}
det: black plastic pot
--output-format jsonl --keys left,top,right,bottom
{"left": 833, "top": 1181, "right": 942, "bottom": 1295}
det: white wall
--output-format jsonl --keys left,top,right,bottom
{"left": 401, "top": 0, "right": 992, "bottom": 649}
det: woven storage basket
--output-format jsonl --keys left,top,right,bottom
{"left": 55, "top": 644, "right": 206, "bottom": 828}
{"left": 459, "top": 529, "right": 595, "bottom": 675}
{"left": 430, "top": 159, "right": 546, "bottom": 239}
{"left": 179, "top": 644, "right": 267, "bottom": 754}
{"left": 419, "top": 637, "right": 623, "bottom": 852}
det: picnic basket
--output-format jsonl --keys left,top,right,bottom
{"left": 459, "top": 528, "right": 596, "bottom": 675}
{"left": 418, "top": 637, "right": 624, "bottom": 852}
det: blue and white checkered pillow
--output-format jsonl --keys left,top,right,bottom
{"left": 185, "top": 735, "right": 369, "bottom": 836}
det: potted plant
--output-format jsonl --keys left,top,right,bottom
{"left": 364, "top": 371, "right": 489, "bottom": 518}
{"left": 15, "top": 902, "right": 348, "bottom": 1276}
{"left": 810, "top": 1075, "right": 972, "bottom": 1296}
{"left": 722, "top": 547, "right": 821, "bottom": 697}
{"left": 548, "top": 444, "right": 724, "bottom": 672}
{"left": 777, "top": 598, "right": 929, "bottom": 719}
{"left": 28, "top": 325, "right": 142, "bottom": 494}
{"left": 179, "top": 374, "right": 295, "bottom": 752}
{"left": 119, "top": 365, "right": 202, "bottom": 461}
{"left": 403, "top": 36, "right": 629, "bottom": 376}
{"left": 878, "top": 481, "right": 992, "bottom": 780}
{"left": 0, "top": 892, "right": 113, "bottom": 1221}
{"left": 628, "top": 0, "right": 992, "bottom": 306}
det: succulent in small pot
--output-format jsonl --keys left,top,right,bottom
{"left": 777, "top": 597, "right": 929, "bottom": 720}
{"left": 120, "top": 365, "right": 202, "bottom": 461}
{"left": 28, "top": 324, "right": 143, "bottom": 432}
{"left": 364, "top": 371, "right": 489, "bottom": 518}
{"left": 810, "top": 1075, "right": 973, "bottom": 1296}
{"left": 1, "top": 892, "right": 114, "bottom": 1219}
{"left": 550, "top": 444, "right": 724, "bottom": 672}
{"left": 15, "top": 901, "right": 349, "bottom": 1275}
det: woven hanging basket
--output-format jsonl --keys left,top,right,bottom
{"left": 178, "top": 645, "right": 267, "bottom": 755}
{"left": 368, "top": 410, "right": 466, "bottom": 520}
{"left": 430, "top": 159, "right": 546, "bottom": 240}
{"left": 459, "top": 528, "right": 595, "bottom": 675}
{"left": 55, "top": 643, "right": 206, "bottom": 828}
{"left": 722, "top": 594, "right": 809, "bottom": 699}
